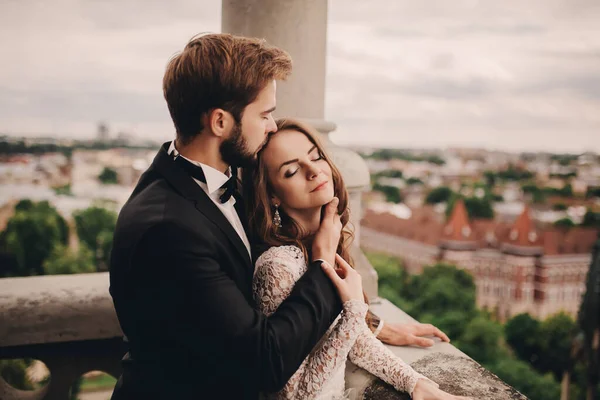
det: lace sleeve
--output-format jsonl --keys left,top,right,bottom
{"left": 253, "top": 245, "right": 308, "bottom": 316}
{"left": 253, "top": 246, "right": 369, "bottom": 399}
{"left": 348, "top": 323, "right": 438, "bottom": 395}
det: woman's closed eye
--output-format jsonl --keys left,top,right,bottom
{"left": 283, "top": 153, "right": 324, "bottom": 178}
{"left": 284, "top": 168, "right": 299, "bottom": 178}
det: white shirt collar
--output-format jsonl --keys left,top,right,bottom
{"left": 168, "top": 140, "right": 231, "bottom": 195}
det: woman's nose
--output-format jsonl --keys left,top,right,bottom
{"left": 306, "top": 164, "right": 320, "bottom": 180}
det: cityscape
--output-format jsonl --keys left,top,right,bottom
{"left": 1, "top": 0, "right": 600, "bottom": 399}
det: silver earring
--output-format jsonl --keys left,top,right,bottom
{"left": 273, "top": 204, "right": 282, "bottom": 228}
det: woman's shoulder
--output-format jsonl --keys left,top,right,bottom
{"left": 256, "top": 244, "right": 305, "bottom": 265}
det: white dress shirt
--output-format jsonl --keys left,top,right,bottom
{"left": 168, "top": 141, "right": 251, "bottom": 258}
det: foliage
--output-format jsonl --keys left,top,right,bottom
{"left": 373, "top": 169, "right": 403, "bottom": 179}
{"left": 53, "top": 184, "right": 72, "bottom": 196}
{"left": 0, "top": 137, "right": 157, "bottom": 154}
{"left": 550, "top": 154, "right": 578, "bottom": 166}
{"left": 43, "top": 244, "right": 95, "bottom": 275}
{"left": 538, "top": 312, "right": 578, "bottom": 380}
{"left": 552, "top": 202, "right": 568, "bottom": 211}
{"left": 554, "top": 218, "right": 575, "bottom": 228}
{"left": 372, "top": 183, "right": 402, "bottom": 203}
{"left": 494, "top": 165, "right": 535, "bottom": 181}
{"left": 581, "top": 209, "right": 600, "bottom": 228}
{"left": 586, "top": 186, "right": 600, "bottom": 199}
{"left": 364, "top": 149, "right": 445, "bottom": 165}
{"left": 73, "top": 207, "right": 117, "bottom": 270}
{"left": 1, "top": 201, "right": 69, "bottom": 276}
{"left": 98, "top": 167, "right": 118, "bottom": 184}
{"left": 425, "top": 186, "right": 453, "bottom": 204}
{"left": 487, "top": 358, "right": 561, "bottom": 400}
{"left": 578, "top": 236, "right": 600, "bottom": 399}
{"left": 521, "top": 183, "right": 547, "bottom": 204}
{"left": 446, "top": 195, "right": 494, "bottom": 219}
{"left": 456, "top": 316, "right": 505, "bottom": 364}
{"left": 505, "top": 313, "right": 542, "bottom": 366}
{"left": 364, "top": 251, "right": 588, "bottom": 400}
{"left": 405, "top": 177, "right": 424, "bottom": 186}
{"left": 0, "top": 359, "right": 34, "bottom": 390}
{"left": 549, "top": 172, "right": 577, "bottom": 179}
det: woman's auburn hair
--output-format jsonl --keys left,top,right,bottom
{"left": 242, "top": 117, "right": 354, "bottom": 267}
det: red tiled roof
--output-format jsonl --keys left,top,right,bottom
{"left": 542, "top": 228, "right": 598, "bottom": 255}
{"left": 502, "top": 205, "right": 543, "bottom": 247}
{"left": 362, "top": 204, "right": 599, "bottom": 256}
{"left": 442, "top": 199, "right": 474, "bottom": 241}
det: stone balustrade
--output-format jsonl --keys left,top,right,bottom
{"left": 0, "top": 272, "right": 524, "bottom": 400}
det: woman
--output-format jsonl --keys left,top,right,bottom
{"left": 243, "top": 118, "right": 467, "bottom": 400}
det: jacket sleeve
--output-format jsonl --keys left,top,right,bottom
{"left": 138, "top": 222, "right": 343, "bottom": 392}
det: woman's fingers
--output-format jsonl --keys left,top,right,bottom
{"left": 320, "top": 260, "right": 342, "bottom": 285}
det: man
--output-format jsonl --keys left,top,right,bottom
{"left": 109, "top": 33, "right": 349, "bottom": 399}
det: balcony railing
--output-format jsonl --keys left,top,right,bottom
{"left": 0, "top": 271, "right": 525, "bottom": 400}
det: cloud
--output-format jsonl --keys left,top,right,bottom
{"left": 0, "top": 0, "right": 599, "bottom": 152}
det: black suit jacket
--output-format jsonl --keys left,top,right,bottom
{"left": 109, "top": 143, "right": 342, "bottom": 399}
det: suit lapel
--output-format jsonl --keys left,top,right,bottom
{"left": 152, "top": 143, "right": 252, "bottom": 268}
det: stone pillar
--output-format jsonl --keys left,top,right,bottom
{"left": 222, "top": 0, "right": 376, "bottom": 297}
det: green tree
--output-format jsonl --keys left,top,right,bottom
{"left": 406, "top": 177, "right": 424, "bottom": 186}
{"left": 578, "top": 235, "right": 600, "bottom": 400}
{"left": 425, "top": 187, "right": 452, "bottom": 204}
{"left": 586, "top": 186, "right": 600, "bottom": 199}
{"left": 372, "top": 183, "right": 402, "bottom": 203}
{"left": 483, "top": 171, "right": 497, "bottom": 187}
{"left": 538, "top": 313, "right": 578, "bottom": 380}
{"left": 488, "top": 358, "right": 561, "bottom": 400}
{"left": 497, "top": 165, "right": 535, "bottom": 181}
{"left": 406, "top": 263, "right": 477, "bottom": 319}
{"left": 581, "top": 210, "right": 600, "bottom": 228}
{"left": 552, "top": 202, "right": 568, "bottom": 211}
{"left": 554, "top": 218, "right": 575, "bottom": 228}
{"left": 2, "top": 201, "right": 69, "bottom": 276}
{"left": 43, "top": 244, "right": 95, "bottom": 275}
{"left": 422, "top": 309, "right": 471, "bottom": 340}
{"left": 73, "top": 207, "right": 117, "bottom": 270}
{"left": 373, "top": 170, "right": 403, "bottom": 179}
{"left": 456, "top": 316, "right": 504, "bottom": 364}
{"left": 98, "top": 167, "right": 118, "bottom": 184}
{"left": 446, "top": 195, "right": 494, "bottom": 219}
{"left": 505, "top": 313, "right": 542, "bottom": 366}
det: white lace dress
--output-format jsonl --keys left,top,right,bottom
{"left": 253, "top": 245, "right": 436, "bottom": 400}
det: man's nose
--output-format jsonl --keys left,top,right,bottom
{"left": 268, "top": 117, "right": 277, "bottom": 133}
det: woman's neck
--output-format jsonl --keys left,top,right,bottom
{"left": 286, "top": 207, "right": 322, "bottom": 235}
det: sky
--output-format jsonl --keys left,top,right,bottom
{"left": 0, "top": 0, "right": 599, "bottom": 153}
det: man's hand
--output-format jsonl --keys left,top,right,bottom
{"left": 377, "top": 322, "right": 450, "bottom": 347}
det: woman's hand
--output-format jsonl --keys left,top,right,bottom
{"left": 412, "top": 379, "right": 472, "bottom": 400}
{"left": 320, "top": 253, "right": 364, "bottom": 303}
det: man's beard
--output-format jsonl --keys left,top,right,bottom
{"left": 220, "top": 121, "right": 256, "bottom": 168}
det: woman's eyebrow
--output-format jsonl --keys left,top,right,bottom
{"left": 278, "top": 146, "right": 318, "bottom": 171}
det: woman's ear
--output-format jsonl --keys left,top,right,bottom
{"left": 271, "top": 196, "right": 281, "bottom": 208}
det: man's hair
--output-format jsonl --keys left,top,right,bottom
{"left": 163, "top": 33, "right": 292, "bottom": 144}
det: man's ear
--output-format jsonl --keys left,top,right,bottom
{"left": 208, "top": 108, "right": 234, "bottom": 138}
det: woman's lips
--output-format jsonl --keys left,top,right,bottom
{"left": 311, "top": 181, "right": 329, "bottom": 192}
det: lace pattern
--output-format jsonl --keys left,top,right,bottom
{"left": 253, "top": 245, "right": 434, "bottom": 399}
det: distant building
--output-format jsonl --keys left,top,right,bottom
{"left": 361, "top": 199, "right": 598, "bottom": 320}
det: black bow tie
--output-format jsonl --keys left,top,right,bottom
{"left": 174, "top": 155, "right": 240, "bottom": 204}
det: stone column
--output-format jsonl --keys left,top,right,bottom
{"left": 222, "top": 0, "right": 376, "bottom": 297}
